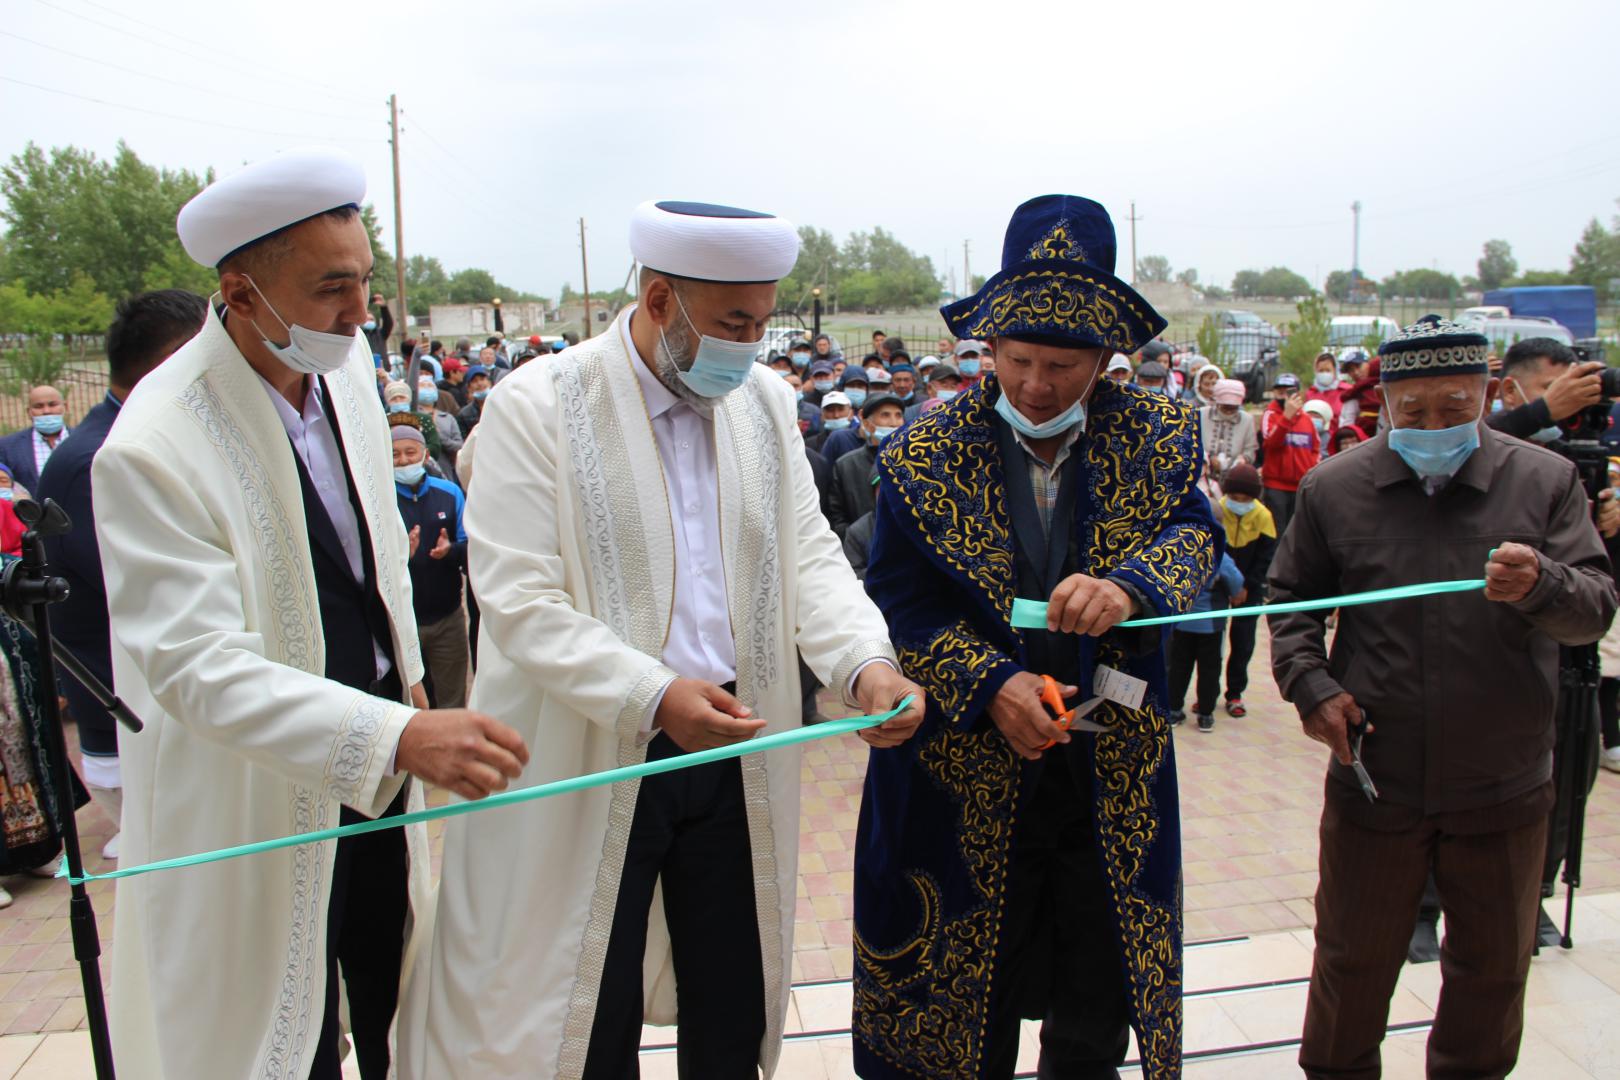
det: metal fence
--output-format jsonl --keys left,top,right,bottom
{"left": 0, "top": 355, "right": 112, "bottom": 436}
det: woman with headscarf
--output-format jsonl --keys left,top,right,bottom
{"left": 1185, "top": 358, "right": 1222, "bottom": 408}
{"left": 1200, "top": 377, "right": 1258, "bottom": 488}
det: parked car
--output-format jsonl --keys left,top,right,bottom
{"left": 1213, "top": 310, "right": 1284, "bottom": 374}
{"left": 1328, "top": 316, "right": 1401, "bottom": 350}
{"left": 754, "top": 325, "right": 811, "bottom": 361}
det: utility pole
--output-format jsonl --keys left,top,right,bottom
{"left": 1350, "top": 200, "right": 1363, "bottom": 303}
{"left": 1127, "top": 201, "right": 1142, "bottom": 285}
{"left": 579, "top": 218, "right": 592, "bottom": 340}
{"left": 963, "top": 240, "right": 971, "bottom": 298}
{"left": 389, "top": 94, "right": 408, "bottom": 357}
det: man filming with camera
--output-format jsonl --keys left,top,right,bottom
{"left": 1268, "top": 316, "right": 1617, "bottom": 1078}
{"left": 1489, "top": 336, "right": 1620, "bottom": 945}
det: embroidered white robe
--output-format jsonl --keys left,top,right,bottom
{"left": 399, "top": 314, "right": 895, "bottom": 1078}
{"left": 95, "top": 308, "right": 431, "bottom": 1080}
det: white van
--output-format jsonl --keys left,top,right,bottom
{"left": 1455, "top": 313, "right": 1574, "bottom": 351}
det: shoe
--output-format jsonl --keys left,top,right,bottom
{"left": 0, "top": 885, "right": 11, "bottom": 910}
{"left": 25, "top": 855, "right": 61, "bottom": 879}
{"left": 1197, "top": 712, "right": 1215, "bottom": 732}
{"left": 1225, "top": 697, "right": 1247, "bottom": 718}
{"left": 1603, "top": 747, "right": 1620, "bottom": 774}
{"left": 1407, "top": 915, "right": 1440, "bottom": 964}
{"left": 1169, "top": 709, "right": 1185, "bottom": 727}
{"left": 102, "top": 832, "right": 120, "bottom": 861}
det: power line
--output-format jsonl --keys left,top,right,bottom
{"left": 27, "top": 0, "right": 379, "bottom": 106}
{"left": 0, "top": 30, "right": 374, "bottom": 123}
{"left": 398, "top": 109, "right": 548, "bottom": 226}
{"left": 0, "top": 74, "right": 386, "bottom": 144}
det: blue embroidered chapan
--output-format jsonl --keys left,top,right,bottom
{"left": 852, "top": 375, "right": 1219, "bottom": 1079}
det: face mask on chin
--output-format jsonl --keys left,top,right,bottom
{"left": 242, "top": 279, "right": 359, "bottom": 376}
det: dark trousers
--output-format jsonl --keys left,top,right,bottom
{"left": 1601, "top": 676, "right": 1619, "bottom": 750}
{"left": 1262, "top": 486, "right": 1296, "bottom": 535}
{"left": 310, "top": 787, "right": 410, "bottom": 1080}
{"left": 582, "top": 731, "right": 766, "bottom": 1079}
{"left": 1168, "top": 629, "right": 1223, "bottom": 715}
{"left": 984, "top": 745, "right": 1130, "bottom": 1080}
{"left": 1224, "top": 614, "right": 1260, "bottom": 700}
{"left": 1301, "top": 781, "right": 1548, "bottom": 1080}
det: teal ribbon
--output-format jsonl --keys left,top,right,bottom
{"left": 1009, "top": 578, "right": 1488, "bottom": 631}
{"left": 60, "top": 697, "right": 914, "bottom": 886}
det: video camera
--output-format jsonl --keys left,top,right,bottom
{"left": 1546, "top": 346, "right": 1617, "bottom": 497}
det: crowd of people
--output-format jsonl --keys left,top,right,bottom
{"left": 5, "top": 150, "right": 1618, "bottom": 1080}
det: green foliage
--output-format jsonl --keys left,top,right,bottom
{"left": 1199, "top": 283, "right": 1231, "bottom": 301}
{"left": 1137, "top": 255, "right": 1172, "bottom": 284}
{"left": 1195, "top": 315, "right": 1233, "bottom": 368}
{"left": 1279, "top": 295, "right": 1331, "bottom": 377}
{"left": 1569, "top": 215, "right": 1620, "bottom": 300}
{"left": 1232, "top": 266, "right": 1313, "bottom": 299}
{"left": 1324, "top": 269, "right": 1374, "bottom": 302}
{"left": 1476, "top": 239, "right": 1517, "bottom": 291}
{"left": 0, "top": 141, "right": 209, "bottom": 299}
{"left": 0, "top": 274, "right": 115, "bottom": 337}
{"left": 1175, "top": 267, "right": 1199, "bottom": 288}
{"left": 1360, "top": 326, "right": 1389, "bottom": 355}
{"left": 1511, "top": 268, "right": 1575, "bottom": 287}
{"left": 360, "top": 205, "right": 395, "bottom": 298}
{"left": 1380, "top": 268, "right": 1460, "bottom": 301}
{"left": 768, "top": 225, "right": 938, "bottom": 313}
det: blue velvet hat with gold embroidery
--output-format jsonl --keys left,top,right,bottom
{"left": 941, "top": 194, "right": 1167, "bottom": 353}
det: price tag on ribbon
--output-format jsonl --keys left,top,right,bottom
{"left": 1092, "top": 664, "right": 1147, "bottom": 711}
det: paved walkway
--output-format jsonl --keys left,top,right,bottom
{"left": 6, "top": 628, "right": 1620, "bottom": 1076}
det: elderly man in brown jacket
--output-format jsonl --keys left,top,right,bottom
{"left": 1268, "top": 316, "right": 1617, "bottom": 1080}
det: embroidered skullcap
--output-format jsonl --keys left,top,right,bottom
{"left": 177, "top": 147, "right": 367, "bottom": 268}
{"left": 1378, "top": 314, "right": 1489, "bottom": 383}
{"left": 629, "top": 200, "right": 800, "bottom": 283}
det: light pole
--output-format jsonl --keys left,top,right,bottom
{"left": 812, "top": 286, "right": 822, "bottom": 340}
{"left": 1350, "top": 200, "right": 1362, "bottom": 303}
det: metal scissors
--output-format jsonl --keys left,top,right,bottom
{"left": 1348, "top": 708, "right": 1378, "bottom": 803}
{"left": 1037, "top": 674, "right": 1115, "bottom": 750}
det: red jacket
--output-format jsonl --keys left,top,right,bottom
{"left": 1261, "top": 408, "right": 1320, "bottom": 492}
{"left": 0, "top": 502, "right": 22, "bottom": 557}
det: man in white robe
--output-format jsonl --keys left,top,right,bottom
{"left": 401, "top": 201, "right": 925, "bottom": 1079}
{"left": 95, "top": 148, "right": 528, "bottom": 1080}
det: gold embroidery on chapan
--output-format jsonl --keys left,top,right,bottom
{"left": 858, "top": 381, "right": 1208, "bottom": 1076}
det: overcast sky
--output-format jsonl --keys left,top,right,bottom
{"left": 5, "top": 0, "right": 1619, "bottom": 302}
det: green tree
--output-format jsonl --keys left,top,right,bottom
{"left": 1380, "top": 268, "right": 1461, "bottom": 301}
{"left": 1279, "top": 295, "right": 1331, "bottom": 377}
{"left": 1512, "top": 268, "right": 1574, "bottom": 287}
{"left": 1231, "top": 270, "right": 1263, "bottom": 298}
{"left": 1569, "top": 216, "right": 1620, "bottom": 300}
{"left": 0, "top": 142, "right": 210, "bottom": 299}
{"left": 360, "top": 204, "right": 395, "bottom": 299}
{"left": 1324, "top": 269, "right": 1357, "bottom": 302}
{"left": 1137, "top": 255, "right": 1172, "bottom": 284}
{"left": 776, "top": 226, "right": 840, "bottom": 311}
{"left": 1195, "top": 314, "right": 1233, "bottom": 368}
{"left": 1477, "top": 239, "right": 1517, "bottom": 291}
{"left": 1255, "top": 267, "right": 1313, "bottom": 298}
{"left": 1174, "top": 267, "right": 1198, "bottom": 288}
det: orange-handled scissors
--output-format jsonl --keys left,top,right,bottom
{"left": 1036, "top": 674, "right": 1114, "bottom": 750}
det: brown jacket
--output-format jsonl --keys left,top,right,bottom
{"left": 1268, "top": 427, "right": 1616, "bottom": 815}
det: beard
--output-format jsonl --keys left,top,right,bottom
{"left": 654, "top": 318, "right": 718, "bottom": 416}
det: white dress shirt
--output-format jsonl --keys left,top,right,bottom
{"left": 257, "top": 371, "right": 392, "bottom": 682}
{"left": 622, "top": 312, "right": 738, "bottom": 689}
{"left": 33, "top": 426, "right": 67, "bottom": 480}
{"left": 621, "top": 310, "right": 894, "bottom": 726}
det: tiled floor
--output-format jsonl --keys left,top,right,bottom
{"left": 9, "top": 627, "right": 1620, "bottom": 1076}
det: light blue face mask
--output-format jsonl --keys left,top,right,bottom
{"left": 959, "top": 358, "right": 981, "bottom": 377}
{"left": 1223, "top": 497, "right": 1255, "bottom": 517}
{"left": 823, "top": 417, "right": 852, "bottom": 430}
{"left": 813, "top": 379, "right": 834, "bottom": 392}
{"left": 473, "top": 389, "right": 489, "bottom": 402}
{"left": 665, "top": 291, "right": 766, "bottom": 400}
{"left": 795, "top": 390, "right": 804, "bottom": 403}
{"left": 871, "top": 425, "right": 899, "bottom": 444}
{"left": 394, "top": 463, "right": 426, "bottom": 487}
{"left": 33, "top": 414, "right": 64, "bottom": 436}
{"left": 995, "top": 393, "right": 1085, "bottom": 438}
{"left": 1387, "top": 401, "right": 1483, "bottom": 479}
{"left": 791, "top": 353, "right": 810, "bottom": 370}
{"left": 935, "top": 389, "right": 958, "bottom": 402}
{"left": 418, "top": 387, "right": 440, "bottom": 406}
{"left": 846, "top": 388, "right": 868, "bottom": 407}
{"left": 388, "top": 402, "right": 410, "bottom": 414}
{"left": 1530, "top": 424, "right": 1562, "bottom": 444}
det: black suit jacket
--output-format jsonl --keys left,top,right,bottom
{"left": 0, "top": 426, "right": 60, "bottom": 494}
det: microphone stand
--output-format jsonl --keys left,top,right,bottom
{"left": 2, "top": 498, "right": 144, "bottom": 1080}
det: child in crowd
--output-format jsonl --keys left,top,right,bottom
{"left": 1168, "top": 534, "right": 1245, "bottom": 732}
{"left": 1215, "top": 464, "right": 1277, "bottom": 717}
